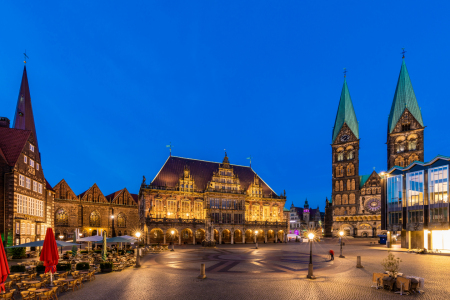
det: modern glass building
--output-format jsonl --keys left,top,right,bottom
{"left": 383, "top": 155, "right": 449, "bottom": 250}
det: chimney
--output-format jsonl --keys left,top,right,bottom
{"left": 0, "top": 117, "right": 10, "bottom": 128}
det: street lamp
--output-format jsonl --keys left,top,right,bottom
{"left": 111, "top": 214, "right": 116, "bottom": 237}
{"left": 339, "top": 231, "right": 345, "bottom": 258}
{"left": 255, "top": 230, "right": 259, "bottom": 249}
{"left": 135, "top": 232, "right": 141, "bottom": 268}
{"left": 307, "top": 232, "right": 316, "bottom": 279}
{"left": 170, "top": 230, "right": 175, "bottom": 251}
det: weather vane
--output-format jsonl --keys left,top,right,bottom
{"left": 247, "top": 155, "right": 253, "bottom": 168}
{"left": 166, "top": 142, "right": 173, "bottom": 156}
{"left": 23, "top": 51, "right": 29, "bottom": 64}
{"left": 343, "top": 68, "right": 347, "bottom": 78}
{"left": 402, "top": 48, "right": 406, "bottom": 59}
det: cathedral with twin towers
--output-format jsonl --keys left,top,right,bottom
{"left": 325, "top": 57, "right": 425, "bottom": 237}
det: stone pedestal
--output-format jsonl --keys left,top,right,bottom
{"left": 307, "top": 264, "right": 316, "bottom": 279}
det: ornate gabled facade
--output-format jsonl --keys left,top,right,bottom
{"left": 387, "top": 59, "right": 425, "bottom": 170}
{"left": 0, "top": 66, "right": 54, "bottom": 246}
{"left": 139, "top": 154, "right": 288, "bottom": 245}
{"left": 289, "top": 199, "right": 323, "bottom": 236}
{"left": 53, "top": 180, "right": 139, "bottom": 239}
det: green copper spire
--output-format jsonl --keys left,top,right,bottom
{"left": 388, "top": 59, "right": 424, "bottom": 133}
{"left": 332, "top": 79, "right": 359, "bottom": 143}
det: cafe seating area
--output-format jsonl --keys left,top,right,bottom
{"left": 372, "top": 272, "right": 425, "bottom": 295}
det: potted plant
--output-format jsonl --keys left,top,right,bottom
{"left": 76, "top": 262, "right": 90, "bottom": 270}
{"left": 381, "top": 251, "right": 402, "bottom": 277}
{"left": 10, "top": 265, "right": 26, "bottom": 273}
{"left": 100, "top": 262, "right": 113, "bottom": 273}
{"left": 10, "top": 248, "right": 26, "bottom": 259}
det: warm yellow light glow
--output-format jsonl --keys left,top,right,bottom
{"left": 255, "top": 231, "right": 258, "bottom": 234}
{"left": 431, "top": 230, "right": 450, "bottom": 250}
{"left": 79, "top": 233, "right": 82, "bottom": 236}
{"left": 339, "top": 231, "right": 344, "bottom": 237}
{"left": 308, "top": 233, "right": 314, "bottom": 240}
{"left": 135, "top": 232, "right": 141, "bottom": 238}
{"left": 171, "top": 230, "right": 174, "bottom": 235}
{"left": 89, "top": 229, "right": 92, "bottom": 231}
{"left": 111, "top": 215, "right": 114, "bottom": 219}
{"left": 59, "top": 235, "right": 64, "bottom": 239}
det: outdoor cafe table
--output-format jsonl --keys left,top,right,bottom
{"left": 61, "top": 279, "right": 77, "bottom": 282}
{"left": 22, "top": 281, "right": 40, "bottom": 284}
{"left": 34, "top": 289, "right": 50, "bottom": 293}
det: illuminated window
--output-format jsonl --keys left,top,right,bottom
{"left": 56, "top": 209, "right": 68, "bottom": 226}
{"left": 29, "top": 144, "right": 34, "bottom": 152}
{"left": 429, "top": 166, "right": 449, "bottom": 223}
{"left": 90, "top": 211, "right": 101, "bottom": 227}
{"left": 117, "top": 213, "right": 126, "bottom": 228}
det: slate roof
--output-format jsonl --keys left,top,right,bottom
{"left": 45, "top": 179, "right": 54, "bottom": 192}
{"left": 0, "top": 127, "right": 31, "bottom": 167}
{"left": 388, "top": 59, "right": 424, "bottom": 133}
{"left": 150, "top": 156, "right": 278, "bottom": 197}
{"left": 332, "top": 79, "right": 359, "bottom": 143}
{"left": 359, "top": 174, "right": 371, "bottom": 188}
{"left": 13, "top": 66, "right": 39, "bottom": 151}
{"left": 104, "top": 188, "right": 138, "bottom": 204}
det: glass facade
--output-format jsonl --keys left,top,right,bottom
{"left": 406, "top": 171, "right": 424, "bottom": 223}
{"left": 428, "top": 166, "right": 449, "bottom": 223}
{"left": 387, "top": 175, "right": 403, "bottom": 225}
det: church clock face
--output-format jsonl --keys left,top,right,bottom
{"left": 340, "top": 135, "right": 350, "bottom": 142}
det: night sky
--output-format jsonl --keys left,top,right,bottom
{"left": 1, "top": 1, "right": 450, "bottom": 211}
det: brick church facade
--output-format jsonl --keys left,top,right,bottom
{"left": 326, "top": 58, "right": 424, "bottom": 238}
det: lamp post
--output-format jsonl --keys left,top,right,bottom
{"left": 307, "top": 232, "right": 316, "bottom": 279}
{"left": 59, "top": 235, "right": 64, "bottom": 254}
{"left": 135, "top": 232, "right": 141, "bottom": 268}
{"left": 255, "top": 230, "right": 259, "bottom": 249}
{"left": 170, "top": 230, "right": 175, "bottom": 251}
{"left": 111, "top": 214, "right": 116, "bottom": 237}
{"left": 339, "top": 231, "right": 345, "bottom": 258}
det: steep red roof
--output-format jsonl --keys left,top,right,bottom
{"left": 150, "top": 156, "right": 278, "bottom": 197}
{"left": 45, "top": 179, "right": 54, "bottom": 192}
{"left": 13, "top": 66, "right": 39, "bottom": 153}
{"left": 105, "top": 189, "right": 124, "bottom": 202}
{"left": 0, "top": 127, "right": 31, "bottom": 166}
{"left": 131, "top": 194, "right": 138, "bottom": 203}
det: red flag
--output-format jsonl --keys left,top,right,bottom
{"left": 0, "top": 235, "right": 10, "bottom": 292}
{"left": 40, "top": 228, "right": 59, "bottom": 274}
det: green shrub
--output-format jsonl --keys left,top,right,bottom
{"left": 10, "top": 265, "right": 26, "bottom": 273}
{"left": 56, "top": 263, "right": 71, "bottom": 271}
{"left": 36, "top": 265, "right": 46, "bottom": 272}
{"left": 94, "top": 250, "right": 102, "bottom": 254}
{"left": 100, "top": 262, "right": 113, "bottom": 271}
{"left": 11, "top": 248, "right": 26, "bottom": 259}
{"left": 80, "top": 250, "right": 88, "bottom": 254}
{"left": 76, "top": 262, "right": 90, "bottom": 270}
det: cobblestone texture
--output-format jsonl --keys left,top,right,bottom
{"left": 60, "top": 239, "right": 448, "bottom": 300}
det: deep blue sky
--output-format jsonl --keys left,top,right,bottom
{"left": 1, "top": 1, "right": 450, "bottom": 210}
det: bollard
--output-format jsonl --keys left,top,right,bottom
{"left": 198, "top": 263, "right": 206, "bottom": 279}
{"left": 356, "top": 256, "right": 364, "bottom": 268}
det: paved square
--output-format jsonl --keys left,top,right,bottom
{"left": 61, "top": 239, "right": 449, "bottom": 299}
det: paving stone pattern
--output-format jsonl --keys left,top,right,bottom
{"left": 61, "top": 239, "right": 449, "bottom": 300}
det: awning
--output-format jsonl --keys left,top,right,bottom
{"left": 7, "top": 240, "right": 77, "bottom": 248}
{"left": 106, "top": 237, "right": 136, "bottom": 243}
{"left": 76, "top": 236, "right": 103, "bottom": 242}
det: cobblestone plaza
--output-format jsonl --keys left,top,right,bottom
{"left": 61, "top": 239, "right": 448, "bottom": 300}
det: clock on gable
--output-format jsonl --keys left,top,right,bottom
{"left": 340, "top": 135, "right": 350, "bottom": 142}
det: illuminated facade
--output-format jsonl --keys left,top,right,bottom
{"left": 289, "top": 199, "right": 322, "bottom": 235}
{"left": 139, "top": 154, "right": 288, "bottom": 244}
{"left": 385, "top": 156, "right": 450, "bottom": 250}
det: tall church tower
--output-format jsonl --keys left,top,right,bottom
{"left": 387, "top": 59, "right": 424, "bottom": 170}
{"left": 331, "top": 78, "right": 360, "bottom": 223}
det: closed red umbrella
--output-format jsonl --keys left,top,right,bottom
{"left": 40, "top": 228, "right": 59, "bottom": 275}
{"left": 0, "top": 235, "right": 10, "bottom": 292}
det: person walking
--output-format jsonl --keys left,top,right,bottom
{"left": 329, "top": 249, "right": 334, "bottom": 260}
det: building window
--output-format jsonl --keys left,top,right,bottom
{"left": 15, "top": 222, "right": 20, "bottom": 234}
{"left": 26, "top": 178, "right": 31, "bottom": 189}
{"left": 19, "top": 175, "right": 25, "bottom": 187}
{"left": 56, "top": 208, "right": 68, "bottom": 226}
{"left": 33, "top": 181, "right": 38, "bottom": 192}
{"left": 38, "top": 183, "right": 42, "bottom": 194}
{"left": 394, "top": 156, "right": 405, "bottom": 168}
{"left": 117, "top": 213, "right": 126, "bottom": 228}
{"left": 167, "top": 200, "right": 176, "bottom": 217}
{"left": 90, "top": 211, "right": 101, "bottom": 227}
{"left": 428, "top": 166, "right": 449, "bottom": 223}
{"left": 30, "top": 144, "right": 34, "bottom": 152}
{"left": 387, "top": 175, "right": 403, "bottom": 225}
{"left": 30, "top": 159, "right": 34, "bottom": 167}
{"left": 36, "top": 163, "right": 39, "bottom": 171}
{"left": 408, "top": 154, "right": 419, "bottom": 166}
{"left": 24, "top": 156, "right": 27, "bottom": 163}
{"left": 337, "top": 149, "right": 344, "bottom": 161}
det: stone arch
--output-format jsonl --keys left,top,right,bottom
{"left": 55, "top": 208, "right": 68, "bottom": 226}
{"left": 336, "top": 147, "right": 344, "bottom": 161}
{"left": 165, "top": 228, "right": 179, "bottom": 243}
{"left": 347, "top": 179, "right": 350, "bottom": 191}
{"left": 394, "top": 156, "right": 405, "bottom": 168}
{"left": 408, "top": 154, "right": 419, "bottom": 165}
{"left": 277, "top": 230, "right": 285, "bottom": 242}
{"left": 349, "top": 193, "right": 355, "bottom": 204}
{"left": 267, "top": 229, "right": 275, "bottom": 242}
{"left": 342, "top": 194, "right": 348, "bottom": 204}
{"left": 255, "top": 229, "right": 264, "bottom": 243}
{"left": 335, "top": 181, "right": 339, "bottom": 191}
{"left": 245, "top": 229, "right": 253, "bottom": 243}
{"left": 339, "top": 181, "right": 343, "bottom": 191}
{"left": 89, "top": 211, "right": 101, "bottom": 227}
{"left": 222, "top": 229, "right": 231, "bottom": 244}
{"left": 334, "top": 208, "right": 340, "bottom": 216}
{"left": 234, "top": 229, "right": 242, "bottom": 243}
{"left": 181, "top": 228, "right": 193, "bottom": 244}
{"left": 214, "top": 229, "right": 219, "bottom": 242}
{"left": 351, "top": 179, "right": 355, "bottom": 190}
{"left": 117, "top": 212, "right": 126, "bottom": 228}
{"left": 335, "top": 194, "right": 341, "bottom": 205}
{"left": 195, "top": 229, "right": 205, "bottom": 244}
{"left": 347, "top": 163, "right": 354, "bottom": 176}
